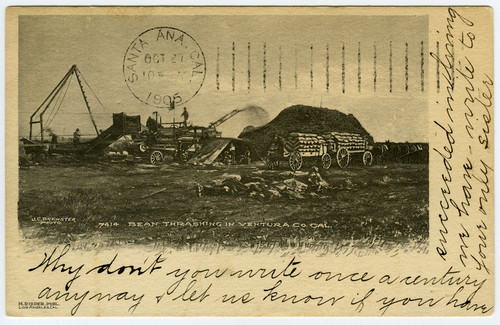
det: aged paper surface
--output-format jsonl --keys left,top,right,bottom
{"left": 5, "top": 6, "right": 494, "bottom": 317}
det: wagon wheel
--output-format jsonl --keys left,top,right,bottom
{"left": 336, "top": 147, "right": 350, "bottom": 169}
{"left": 321, "top": 153, "right": 332, "bottom": 170}
{"left": 288, "top": 151, "right": 303, "bottom": 171}
{"left": 32, "top": 150, "right": 48, "bottom": 163}
{"left": 149, "top": 150, "right": 164, "bottom": 165}
{"left": 363, "top": 151, "right": 373, "bottom": 166}
{"left": 139, "top": 142, "right": 149, "bottom": 153}
{"left": 179, "top": 150, "right": 190, "bottom": 164}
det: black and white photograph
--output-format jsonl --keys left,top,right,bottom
{"left": 17, "top": 14, "right": 429, "bottom": 254}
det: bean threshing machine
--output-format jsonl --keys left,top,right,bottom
{"left": 267, "top": 132, "right": 373, "bottom": 171}
{"left": 138, "top": 109, "right": 248, "bottom": 165}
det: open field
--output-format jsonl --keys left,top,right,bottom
{"left": 17, "top": 160, "right": 429, "bottom": 255}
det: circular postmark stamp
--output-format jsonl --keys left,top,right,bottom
{"left": 123, "top": 27, "right": 206, "bottom": 108}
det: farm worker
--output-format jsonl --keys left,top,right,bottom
{"left": 196, "top": 183, "right": 203, "bottom": 198}
{"left": 270, "top": 134, "right": 279, "bottom": 150}
{"left": 308, "top": 166, "right": 329, "bottom": 192}
{"left": 223, "top": 150, "right": 231, "bottom": 165}
{"left": 269, "top": 134, "right": 283, "bottom": 153}
{"left": 181, "top": 107, "right": 189, "bottom": 127}
{"left": 177, "top": 141, "right": 183, "bottom": 163}
{"left": 47, "top": 131, "right": 58, "bottom": 155}
{"left": 229, "top": 143, "right": 236, "bottom": 164}
{"left": 73, "top": 128, "right": 81, "bottom": 145}
{"left": 50, "top": 132, "right": 58, "bottom": 145}
{"left": 240, "top": 149, "right": 251, "bottom": 164}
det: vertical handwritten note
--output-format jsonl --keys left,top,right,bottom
{"left": 431, "top": 7, "right": 493, "bottom": 273}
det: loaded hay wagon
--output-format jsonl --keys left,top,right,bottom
{"left": 284, "top": 133, "right": 332, "bottom": 171}
{"left": 323, "top": 132, "right": 374, "bottom": 168}
{"left": 266, "top": 131, "right": 373, "bottom": 171}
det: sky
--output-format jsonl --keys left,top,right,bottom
{"left": 18, "top": 14, "right": 428, "bottom": 142}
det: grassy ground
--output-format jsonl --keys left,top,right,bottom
{"left": 18, "top": 159, "right": 428, "bottom": 255}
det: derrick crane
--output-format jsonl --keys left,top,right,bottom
{"left": 29, "top": 65, "right": 100, "bottom": 141}
{"left": 208, "top": 109, "right": 241, "bottom": 129}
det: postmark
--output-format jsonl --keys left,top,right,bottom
{"left": 123, "top": 27, "right": 206, "bottom": 108}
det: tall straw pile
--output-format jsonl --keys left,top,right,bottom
{"left": 239, "top": 105, "right": 372, "bottom": 156}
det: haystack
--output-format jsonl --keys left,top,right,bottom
{"left": 239, "top": 105, "right": 372, "bottom": 156}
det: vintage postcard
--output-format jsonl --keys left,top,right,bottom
{"left": 5, "top": 6, "right": 494, "bottom": 317}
